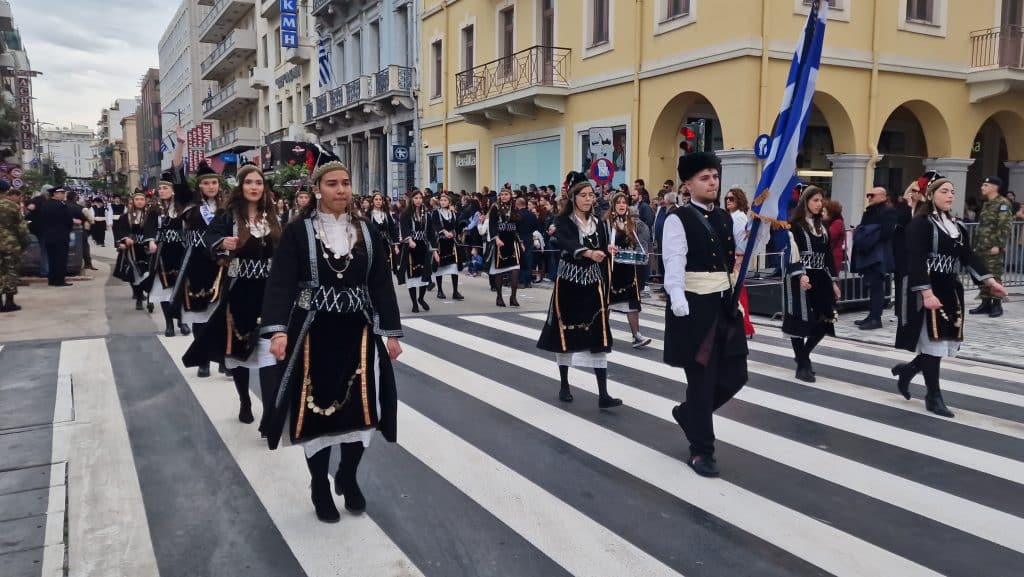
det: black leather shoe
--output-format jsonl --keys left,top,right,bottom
{"left": 969, "top": 299, "right": 991, "bottom": 315}
{"left": 135, "top": 299, "right": 144, "bottom": 311}
{"left": 436, "top": 289, "right": 446, "bottom": 300}
{"left": 795, "top": 364, "right": 816, "bottom": 383}
{"left": 238, "top": 403, "right": 255, "bottom": 424}
{"left": 164, "top": 326, "right": 175, "bottom": 337}
{"left": 197, "top": 364, "right": 211, "bottom": 378}
{"left": 598, "top": 395, "right": 623, "bottom": 409}
{"left": 311, "top": 479, "right": 341, "bottom": 523}
{"left": 411, "top": 302, "right": 419, "bottom": 313}
{"left": 558, "top": 385, "right": 573, "bottom": 402}
{"left": 989, "top": 300, "right": 1004, "bottom": 318}
{"left": 178, "top": 322, "right": 191, "bottom": 336}
{"left": 496, "top": 296, "right": 506, "bottom": 307}
{"left": 418, "top": 298, "right": 430, "bottom": 312}
{"left": 147, "top": 302, "right": 155, "bottom": 313}
{"left": 509, "top": 297, "right": 520, "bottom": 307}
{"left": 688, "top": 455, "right": 720, "bottom": 478}
{"left": 853, "top": 317, "right": 870, "bottom": 325}
{"left": 858, "top": 318, "right": 883, "bottom": 330}
{"left": 452, "top": 291, "right": 465, "bottom": 301}
{"left": 925, "top": 393, "right": 954, "bottom": 418}
{"left": 891, "top": 363, "right": 916, "bottom": 400}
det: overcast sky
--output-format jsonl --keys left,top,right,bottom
{"left": 14, "top": 0, "right": 178, "bottom": 129}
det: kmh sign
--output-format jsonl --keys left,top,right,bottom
{"left": 280, "top": 0, "right": 299, "bottom": 48}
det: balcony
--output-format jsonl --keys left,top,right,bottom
{"left": 454, "top": 46, "right": 570, "bottom": 125}
{"left": 260, "top": 0, "right": 278, "bottom": 18}
{"left": 197, "top": 0, "right": 214, "bottom": 5}
{"left": 206, "top": 126, "right": 261, "bottom": 156}
{"left": 373, "top": 65, "right": 415, "bottom": 98}
{"left": 202, "top": 80, "right": 259, "bottom": 120}
{"left": 199, "top": 0, "right": 255, "bottom": 45}
{"left": 311, "top": 0, "right": 334, "bottom": 17}
{"left": 201, "top": 29, "right": 257, "bottom": 81}
{"left": 248, "top": 66, "right": 271, "bottom": 89}
{"left": 284, "top": 44, "right": 312, "bottom": 65}
{"left": 968, "top": 26, "right": 1024, "bottom": 103}
{"left": 0, "top": 1, "right": 13, "bottom": 32}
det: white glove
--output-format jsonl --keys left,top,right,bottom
{"left": 671, "top": 301, "right": 690, "bottom": 318}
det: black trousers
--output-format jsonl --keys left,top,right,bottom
{"left": 863, "top": 271, "right": 886, "bottom": 321}
{"left": 91, "top": 222, "right": 107, "bottom": 245}
{"left": 680, "top": 359, "right": 747, "bottom": 458}
{"left": 44, "top": 238, "right": 69, "bottom": 286}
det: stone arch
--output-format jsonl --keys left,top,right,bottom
{"left": 875, "top": 99, "right": 953, "bottom": 159}
{"left": 647, "top": 91, "right": 725, "bottom": 184}
{"left": 969, "top": 110, "right": 1024, "bottom": 160}
{"left": 811, "top": 91, "right": 857, "bottom": 153}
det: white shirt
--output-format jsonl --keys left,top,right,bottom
{"left": 730, "top": 210, "right": 749, "bottom": 255}
{"left": 662, "top": 203, "right": 711, "bottom": 318}
{"left": 317, "top": 211, "right": 354, "bottom": 257}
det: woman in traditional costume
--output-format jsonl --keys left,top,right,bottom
{"left": 781, "top": 186, "right": 840, "bottom": 383}
{"left": 144, "top": 150, "right": 192, "bottom": 337}
{"left": 430, "top": 191, "right": 464, "bottom": 301}
{"left": 176, "top": 158, "right": 225, "bottom": 378}
{"left": 891, "top": 178, "right": 1006, "bottom": 417}
{"left": 603, "top": 192, "right": 651, "bottom": 349}
{"left": 486, "top": 188, "right": 522, "bottom": 307}
{"left": 537, "top": 179, "right": 622, "bottom": 409}
{"left": 397, "top": 190, "right": 433, "bottom": 312}
{"left": 112, "top": 192, "right": 153, "bottom": 311}
{"left": 261, "top": 156, "right": 403, "bottom": 523}
{"left": 367, "top": 192, "right": 398, "bottom": 275}
{"left": 183, "top": 164, "right": 281, "bottom": 428}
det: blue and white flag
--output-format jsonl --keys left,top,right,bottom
{"left": 318, "top": 35, "right": 333, "bottom": 88}
{"left": 739, "top": 0, "right": 828, "bottom": 285}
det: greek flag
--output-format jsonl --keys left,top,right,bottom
{"left": 318, "top": 35, "right": 332, "bottom": 88}
{"left": 739, "top": 0, "right": 829, "bottom": 285}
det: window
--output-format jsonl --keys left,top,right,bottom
{"left": 352, "top": 32, "right": 362, "bottom": 76}
{"left": 795, "top": 0, "right": 848, "bottom": 22}
{"left": 579, "top": 126, "right": 628, "bottom": 186}
{"left": 462, "top": 25, "right": 474, "bottom": 72}
{"left": 369, "top": 21, "right": 380, "bottom": 73}
{"left": 906, "top": 0, "right": 934, "bottom": 23}
{"left": 273, "top": 27, "right": 281, "bottom": 67}
{"left": 500, "top": 7, "right": 515, "bottom": 59}
{"left": 261, "top": 34, "right": 268, "bottom": 68}
{"left": 591, "top": 0, "right": 610, "bottom": 46}
{"left": 431, "top": 40, "right": 443, "bottom": 99}
{"left": 667, "top": 0, "right": 690, "bottom": 19}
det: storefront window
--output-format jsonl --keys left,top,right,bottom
{"left": 580, "top": 126, "right": 627, "bottom": 187}
{"left": 496, "top": 138, "right": 561, "bottom": 191}
{"left": 428, "top": 153, "right": 443, "bottom": 191}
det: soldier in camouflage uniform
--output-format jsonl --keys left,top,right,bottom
{"left": 970, "top": 176, "right": 1014, "bottom": 318}
{"left": 0, "top": 182, "right": 30, "bottom": 312}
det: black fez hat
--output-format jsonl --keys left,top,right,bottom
{"left": 564, "top": 170, "right": 589, "bottom": 190}
{"left": 195, "top": 160, "right": 218, "bottom": 179}
{"left": 677, "top": 151, "right": 722, "bottom": 183}
{"left": 159, "top": 168, "right": 175, "bottom": 188}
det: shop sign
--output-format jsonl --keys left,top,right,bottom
{"left": 280, "top": 0, "right": 298, "bottom": 48}
{"left": 454, "top": 152, "right": 477, "bottom": 167}
{"left": 392, "top": 145, "right": 410, "bottom": 163}
{"left": 275, "top": 66, "right": 303, "bottom": 88}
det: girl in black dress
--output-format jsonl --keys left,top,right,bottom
{"left": 537, "top": 180, "right": 622, "bottom": 409}
{"left": 262, "top": 158, "right": 403, "bottom": 523}
{"left": 892, "top": 178, "right": 1006, "bottom": 417}
{"left": 183, "top": 164, "right": 281, "bottom": 428}
{"left": 397, "top": 190, "right": 433, "bottom": 312}
{"left": 782, "top": 186, "right": 840, "bottom": 382}
{"left": 177, "top": 160, "right": 225, "bottom": 378}
{"left": 430, "top": 192, "right": 464, "bottom": 301}
{"left": 367, "top": 192, "right": 398, "bottom": 275}
{"left": 112, "top": 192, "right": 152, "bottom": 311}
{"left": 144, "top": 160, "right": 192, "bottom": 337}
{"left": 603, "top": 192, "right": 652, "bottom": 349}
{"left": 486, "top": 188, "right": 522, "bottom": 307}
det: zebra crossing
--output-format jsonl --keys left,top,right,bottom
{"left": 9, "top": 307, "right": 1022, "bottom": 577}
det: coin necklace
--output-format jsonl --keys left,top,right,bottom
{"left": 314, "top": 217, "right": 354, "bottom": 279}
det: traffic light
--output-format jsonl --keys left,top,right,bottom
{"left": 680, "top": 119, "right": 707, "bottom": 155}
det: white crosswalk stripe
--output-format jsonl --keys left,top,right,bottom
{"left": 114, "top": 307, "right": 1024, "bottom": 577}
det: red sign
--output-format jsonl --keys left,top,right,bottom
{"left": 16, "top": 77, "right": 33, "bottom": 151}
{"left": 589, "top": 158, "right": 615, "bottom": 185}
{"left": 187, "top": 123, "right": 214, "bottom": 172}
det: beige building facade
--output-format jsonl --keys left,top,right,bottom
{"left": 118, "top": 115, "right": 140, "bottom": 192}
{"left": 419, "top": 0, "right": 1024, "bottom": 222}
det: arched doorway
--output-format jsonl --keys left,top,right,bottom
{"left": 967, "top": 118, "right": 1009, "bottom": 208}
{"left": 648, "top": 92, "right": 723, "bottom": 184}
{"left": 874, "top": 100, "right": 951, "bottom": 196}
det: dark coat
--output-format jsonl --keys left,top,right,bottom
{"left": 516, "top": 208, "right": 540, "bottom": 246}
{"left": 28, "top": 198, "right": 74, "bottom": 242}
{"left": 852, "top": 203, "right": 896, "bottom": 274}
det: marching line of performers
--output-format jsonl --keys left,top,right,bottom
{"left": 106, "top": 142, "right": 1006, "bottom": 522}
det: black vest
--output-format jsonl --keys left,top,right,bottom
{"left": 674, "top": 203, "right": 735, "bottom": 273}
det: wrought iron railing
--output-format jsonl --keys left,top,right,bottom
{"left": 315, "top": 94, "right": 329, "bottom": 116}
{"left": 312, "top": 0, "right": 333, "bottom": 16}
{"left": 201, "top": 32, "right": 238, "bottom": 73}
{"left": 329, "top": 86, "right": 345, "bottom": 109}
{"left": 373, "top": 65, "right": 415, "bottom": 96}
{"left": 305, "top": 101, "right": 314, "bottom": 123}
{"left": 970, "top": 26, "right": 1024, "bottom": 69}
{"left": 455, "top": 45, "right": 570, "bottom": 107}
{"left": 203, "top": 80, "right": 240, "bottom": 114}
{"left": 345, "top": 77, "right": 363, "bottom": 103}
{"left": 207, "top": 128, "right": 238, "bottom": 152}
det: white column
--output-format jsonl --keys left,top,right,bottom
{"left": 717, "top": 149, "right": 759, "bottom": 208}
{"left": 1004, "top": 161, "right": 1024, "bottom": 196}
{"left": 368, "top": 134, "right": 382, "bottom": 194}
{"left": 827, "top": 153, "right": 875, "bottom": 227}
{"left": 924, "top": 157, "right": 975, "bottom": 217}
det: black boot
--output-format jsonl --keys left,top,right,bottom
{"left": 436, "top": 277, "right": 446, "bottom": 300}
{"left": 178, "top": 321, "right": 191, "bottom": 336}
{"left": 232, "top": 368, "right": 254, "bottom": 424}
{"left": 509, "top": 274, "right": 520, "bottom": 307}
{"left": 989, "top": 299, "right": 1004, "bottom": 318}
{"left": 596, "top": 368, "right": 622, "bottom": 409}
{"left": 409, "top": 288, "right": 419, "bottom": 313}
{"left": 969, "top": 299, "right": 991, "bottom": 315}
{"left": 160, "top": 302, "right": 176, "bottom": 337}
{"left": 792, "top": 338, "right": 815, "bottom": 383}
{"left": 135, "top": 297, "right": 144, "bottom": 311}
{"left": 451, "top": 275, "right": 464, "bottom": 300}
{"left": 890, "top": 360, "right": 919, "bottom": 400}
{"left": 918, "top": 354, "right": 954, "bottom": 417}
{"left": 925, "top": 391, "right": 955, "bottom": 418}
{"left": 257, "top": 365, "right": 280, "bottom": 438}
{"left": 495, "top": 282, "right": 505, "bottom": 307}
{"left": 417, "top": 286, "right": 430, "bottom": 312}
{"left": 335, "top": 443, "right": 366, "bottom": 513}
{"left": 197, "top": 362, "right": 211, "bottom": 378}
{"left": 218, "top": 363, "right": 230, "bottom": 376}
{"left": 558, "top": 365, "right": 573, "bottom": 402}
{"left": 306, "top": 449, "right": 341, "bottom": 523}
{"left": 0, "top": 294, "right": 20, "bottom": 312}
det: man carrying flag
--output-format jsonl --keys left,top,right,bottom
{"left": 662, "top": 0, "right": 829, "bottom": 478}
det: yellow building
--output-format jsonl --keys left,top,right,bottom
{"left": 419, "top": 0, "right": 1024, "bottom": 222}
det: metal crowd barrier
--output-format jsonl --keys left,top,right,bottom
{"left": 961, "top": 221, "right": 1024, "bottom": 287}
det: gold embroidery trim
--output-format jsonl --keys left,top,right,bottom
{"left": 295, "top": 334, "right": 311, "bottom": 439}
{"left": 597, "top": 281, "right": 609, "bottom": 347}
{"left": 225, "top": 311, "right": 234, "bottom": 356}
{"left": 359, "top": 326, "right": 371, "bottom": 426}
{"left": 554, "top": 278, "right": 566, "bottom": 351}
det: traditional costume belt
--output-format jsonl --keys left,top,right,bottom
{"left": 228, "top": 257, "right": 272, "bottom": 279}
{"left": 926, "top": 254, "right": 959, "bottom": 275}
{"left": 685, "top": 271, "right": 732, "bottom": 295}
{"left": 800, "top": 252, "right": 826, "bottom": 270}
{"left": 497, "top": 222, "right": 517, "bottom": 233}
{"left": 410, "top": 231, "right": 427, "bottom": 241}
{"left": 185, "top": 229, "right": 206, "bottom": 248}
{"left": 557, "top": 259, "right": 603, "bottom": 285}
{"left": 157, "top": 229, "right": 183, "bottom": 243}
{"left": 131, "top": 234, "right": 146, "bottom": 243}
{"left": 297, "top": 286, "right": 370, "bottom": 313}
